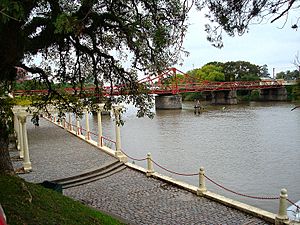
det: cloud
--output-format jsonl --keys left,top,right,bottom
{"left": 178, "top": 7, "right": 300, "bottom": 74}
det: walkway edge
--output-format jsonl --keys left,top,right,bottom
{"left": 125, "top": 162, "right": 278, "bottom": 224}
{"left": 47, "top": 117, "right": 281, "bottom": 225}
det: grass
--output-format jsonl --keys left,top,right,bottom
{"left": 11, "top": 97, "right": 32, "bottom": 106}
{"left": 0, "top": 174, "right": 124, "bottom": 225}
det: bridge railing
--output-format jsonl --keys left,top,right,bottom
{"left": 13, "top": 66, "right": 289, "bottom": 97}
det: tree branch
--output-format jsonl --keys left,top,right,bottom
{"left": 271, "top": 0, "right": 296, "bottom": 23}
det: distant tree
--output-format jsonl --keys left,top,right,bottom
{"left": 260, "top": 64, "right": 270, "bottom": 78}
{"left": 188, "top": 64, "right": 224, "bottom": 81}
{"left": 292, "top": 54, "right": 300, "bottom": 108}
{"left": 276, "top": 72, "right": 286, "bottom": 79}
{"left": 223, "top": 61, "right": 261, "bottom": 81}
{"left": 276, "top": 70, "right": 300, "bottom": 80}
{"left": 204, "top": 61, "right": 224, "bottom": 68}
{"left": 191, "top": 61, "right": 264, "bottom": 81}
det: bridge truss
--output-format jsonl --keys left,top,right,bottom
{"left": 13, "top": 67, "right": 283, "bottom": 97}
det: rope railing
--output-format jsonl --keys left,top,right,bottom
{"left": 101, "top": 136, "right": 116, "bottom": 144}
{"left": 120, "top": 149, "right": 147, "bottom": 162}
{"left": 67, "top": 122, "right": 76, "bottom": 129}
{"left": 203, "top": 174, "right": 279, "bottom": 200}
{"left": 80, "top": 126, "right": 84, "bottom": 134}
{"left": 89, "top": 131, "right": 98, "bottom": 137}
{"left": 151, "top": 158, "right": 198, "bottom": 176}
{"left": 66, "top": 122, "right": 77, "bottom": 128}
{"left": 100, "top": 136, "right": 116, "bottom": 148}
{"left": 287, "top": 199, "right": 300, "bottom": 211}
{"left": 48, "top": 113, "right": 299, "bottom": 218}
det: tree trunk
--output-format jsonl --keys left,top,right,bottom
{"left": 0, "top": 125, "right": 14, "bottom": 175}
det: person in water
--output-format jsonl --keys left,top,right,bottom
{"left": 194, "top": 99, "right": 201, "bottom": 115}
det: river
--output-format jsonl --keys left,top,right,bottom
{"left": 85, "top": 101, "right": 300, "bottom": 213}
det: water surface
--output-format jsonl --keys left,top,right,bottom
{"left": 86, "top": 101, "right": 300, "bottom": 213}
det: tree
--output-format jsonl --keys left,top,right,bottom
{"left": 190, "top": 61, "right": 264, "bottom": 81}
{"left": 223, "top": 61, "right": 262, "bottom": 81}
{"left": 276, "top": 70, "right": 300, "bottom": 80}
{"left": 0, "top": 0, "right": 190, "bottom": 174}
{"left": 196, "top": 0, "right": 300, "bottom": 47}
{"left": 260, "top": 64, "right": 270, "bottom": 78}
{"left": 188, "top": 64, "right": 225, "bottom": 81}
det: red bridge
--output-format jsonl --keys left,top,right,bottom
{"left": 138, "top": 68, "right": 283, "bottom": 95}
{"left": 14, "top": 67, "right": 284, "bottom": 97}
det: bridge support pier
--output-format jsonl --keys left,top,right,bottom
{"left": 155, "top": 95, "right": 182, "bottom": 109}
{"left": 211, "top": 90, "right": 237, "bottom": 105}
{"left": 259, "top": 87, "right": 287, "bottom": 101}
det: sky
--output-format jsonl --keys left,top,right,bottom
{"left": 177, "top": 7, "right": 300, "bottom": 76}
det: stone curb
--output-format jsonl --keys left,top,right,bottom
{"left": 46, "top": 117, "right": 288, "bottom": 225}
{"left": 125, "top": 161, "right": 278, "bottom": 224}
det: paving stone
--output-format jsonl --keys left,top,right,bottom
{"left": 18, "top": 118, "right": 271, "bottom": 225}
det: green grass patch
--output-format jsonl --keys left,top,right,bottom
{"left": 181, "top": 92, "right": 204, "bottom": 101}
{"left": 11, "top": 97, "right": 32, "bottom": 106}
{"left": 0, "top": 174, "right": 124, "bottom": 225}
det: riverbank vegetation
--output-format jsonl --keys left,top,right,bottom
{"left": 0, "top": 174, "right": 123, "bottom": 225}
{"left": 182, "top": 84, "right": 299, "bottom": 102}
{"left": 186, "top": 61, "right": 266, "bottom": 82}
{"left": 181, "top": 61, "right": 300, "bottom": 102}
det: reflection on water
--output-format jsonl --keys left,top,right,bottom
{"left": 87, "top": 101, "right": 300, "bottom": 213}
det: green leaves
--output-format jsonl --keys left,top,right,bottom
{"left": 188, "top": 61, "right": 264, "bottom": 82}
{"left": 0, "top": 0, "right": 190, "bottom": 123}
{"left": 54, "top": 13, "right": 76, "bottom": 34}
{"left": 0, "top": 0, "right": 24, "bottom": 23}
{"left": 188, "top": 64, "right": 225, "bottom": 81}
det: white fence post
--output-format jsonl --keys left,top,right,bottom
{"left": 197, "top": 167, "right": 207, "bottom": 196}
{"left": 68, "top": 113, "right": 73, "bottom": 131}
{"left": 97, "top": 104, "right": 104, "bottom": 147}
{"left": 113, "top": 105, "right": 127, "bottom": 162}
{"left": 19, "top": 112, "right": 32, "bottom": 172}
{"left": 76, "top": 116, "right": 81, "bottom": 135}
{"left": 275, "top": 189, "right": 289, "bottom": 225}
{"left": 146, "top": 153, "right": 154, "bottom": 177}
{"left": 17, "top": 114, "right": 24, "bottom": 158}
{"left": 85, "top": 108, "right": 90, "bottom": 140}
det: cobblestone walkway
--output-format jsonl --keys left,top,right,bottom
{"left": 19, "top": 118, "right": 271, "bottom": 225}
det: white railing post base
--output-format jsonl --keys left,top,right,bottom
{"left": 146, "top": 152, "right": 154, "bottom": 177}
{"left": 275, "top": 189, "right": 289, "bottom": 225}
{"left": 197, "top": 167, "right": 207, "bottom": 196}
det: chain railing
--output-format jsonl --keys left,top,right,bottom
{"left": 203, "top": 174, "right": 279, "bottom": 200}
{"left": 150, "top": 158, "right": 198, "bottom": 176}
{"left": 47, "top": 112, "right": 300, "bottom": 222}
{"left": 287, "top": 199, "right": 300, "bottom": 211}
{"left": 120, "top": 149, "right": 147, "bottom": 161}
